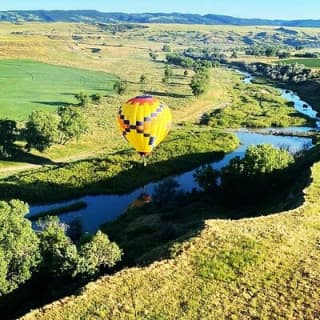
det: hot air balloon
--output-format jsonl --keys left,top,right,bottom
{"left": 117, "top": 95, "right": 172, "bottom": 162}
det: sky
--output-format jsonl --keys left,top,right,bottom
{"left": 0, "top": 0, "right": 319, "bottom": 20}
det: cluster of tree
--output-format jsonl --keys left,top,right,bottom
{"left": 97, "top": 23, "right": 147, "bottom": 34}
{"left": 245, "top": 46, "right": 291, "bottom": 59}
{"left": 24, "top": 106, "right": 88, "bottom": 152}
{"left": 166, "top": 51, "right": 219, "bottom": 70}
{"left": 190, "top": 68, "right": 210, "bottom": 97}
{"left": 183, "top": 47, "right": 227, "bottom": 63}
{"left": 0, "top": 120, "right": 18, "bottom": 158}
{"left": 162, "top": 44, "right": 171, "bottom": 52}
{"left": 149, "top": 52, "right": 158, "bottom": 61}
{"left": 113, "top": 80, "right": 128, "bottom": 95}
{"left": 245, "top": 62, "right": 313, "bottom": 82}
{"left": 194, "top": 144, "right": 295, "bottom": 204}
{"left": 166, "top": 53, "right": 195, "bottom": 68}
{"left": 0, "top": 200, "right": 122, "bottom": 296}
{"left": 0, "top": 106, "right": 88, "bottom": 158}
{"left": 162, "top": 65, "right": 173, "bottom": 84}
{"left": 74, "top": 91, "right": 102, "bottom": 107}
{"left": 294, "top": 52, "right": 319, "bottom": 58}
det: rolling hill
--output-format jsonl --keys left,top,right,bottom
{"left": 1, "top": 10, "right": 320, "bottom": 27}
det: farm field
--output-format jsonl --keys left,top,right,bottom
{"left": 276, "top": 58, "right": 320, "bottom": 68}
{"left": 0, "top": 59, "right": 117, "bottom": 120}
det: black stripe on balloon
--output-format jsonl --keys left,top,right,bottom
{"left": 149, "top": 136, "right": 155, "bottom": 146}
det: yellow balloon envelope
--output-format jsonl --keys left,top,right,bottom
{"left": 117, "top": 96, "right": 172, "bottom": 156}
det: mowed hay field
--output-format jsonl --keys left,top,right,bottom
{"left": 0, "top": 59, "right": 117, "bottom": 120}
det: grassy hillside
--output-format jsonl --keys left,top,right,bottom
{"left": 0, "top": 59, "right": 117, "bottom": 120}
{"left": 22, "top": 161, "right": 320, "bottom": 319}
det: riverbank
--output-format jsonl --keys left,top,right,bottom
{"left": 232, "top": 60, "right": 320, "bottom": 114}
{"left": 0, "top": 126, "right": 239, "bottom": 204}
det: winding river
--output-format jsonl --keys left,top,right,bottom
{"left": 28, "top": 71, "right": 318, "bottom": 233}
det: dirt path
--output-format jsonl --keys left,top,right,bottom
{"left": 0, "top": 150, "right": 103, "bottom": 178}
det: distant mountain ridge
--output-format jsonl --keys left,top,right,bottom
{"left": 1, "top": 10, "right": 320, "bottom": 27}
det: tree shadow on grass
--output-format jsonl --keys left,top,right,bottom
{"left": 32, "top": 101, "right": 78, "bottom": 107}
{"left": 4, "top": 147, "right": 56, "bottom": 166}
{"left": 144, "top": 90, "right": 192, "bottom": 99}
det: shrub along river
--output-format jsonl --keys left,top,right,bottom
{"left": 28, "top": 71, "right": 318, "bottom": 233}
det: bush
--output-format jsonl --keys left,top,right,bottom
{"left": 0, "top": 200, "right": 40, "bottom": 295}
{"left": 220, "top": 144, "right": 295, "bottom": 203}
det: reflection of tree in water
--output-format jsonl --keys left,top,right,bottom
{"left": 67, "top": 218, "right": 83, "bottom": 241}
{"left": 129, "top": 192, "right": 152, "bottom": 209}
{"left": 152, "top": 178, "right": 185, "bottom": 208}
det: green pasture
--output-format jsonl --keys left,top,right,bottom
{"left": 277, "top": 58, "right": 320, "bottom": 68}
{"left": 0, "top": 59, "right": 117, "bottom": 120}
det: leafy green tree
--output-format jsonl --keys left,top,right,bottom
{"left": 24, "top": 111, "right": 60, "bottom": 152}
{"left": 0, "top": 120, "right": 18, "bottom": 158}
{"left": 75, "top": 91, "right": 89, "bottom": 107}
{"left": 38, "top": 217, "right": 122, "bottom": 279}
{"left": 0, "top": 200, "right": 40, "bottom": 295}
{"left": 231, "top": 51, "right": 238, "bottom": 58}
{"left": 139, "top": 74, "right": 147, "bottom": 91}
{"left": 37, "top": 217, "right": 78, "bottom": 278}
{"left": 113, "top": 80, "right": 128, "bottom": 95}
{"left": 163, "top": 65, "right": 173, "bottom": 84}
{"left": 76, "top": 231, "right": 122, "bottom": 276}
{"left": 194, "top": 165, "right": 220, "bottom": 192}
{"left": 190, "top": 70, "right": 210, "bottom": 97}
{"left": 57, "top": 106, "right": 88, "bottom": 145}
{"left": 221, "top": 144, "right": 294, "bottom": 203}
{"left": 162, "top": 44, "right": 171, "bottom": 52}
{"left": 265, "top": 47, "right": 278, "bottom": 57}
{"left": 90, "top": 93, "right": 102, "bottom": 104}
{"left": 149, "top": 52, "right": 158, "bottom": 61}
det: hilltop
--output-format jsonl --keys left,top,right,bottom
{"left": 1, "top": 10, "right": 320, "bottom": 27}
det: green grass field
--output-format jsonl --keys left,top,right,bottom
{"left": 277, "top": 58, "right": 320, "bottom": 68}
{"left": 0, "top": 59, "right": 117, "bottom": 120}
